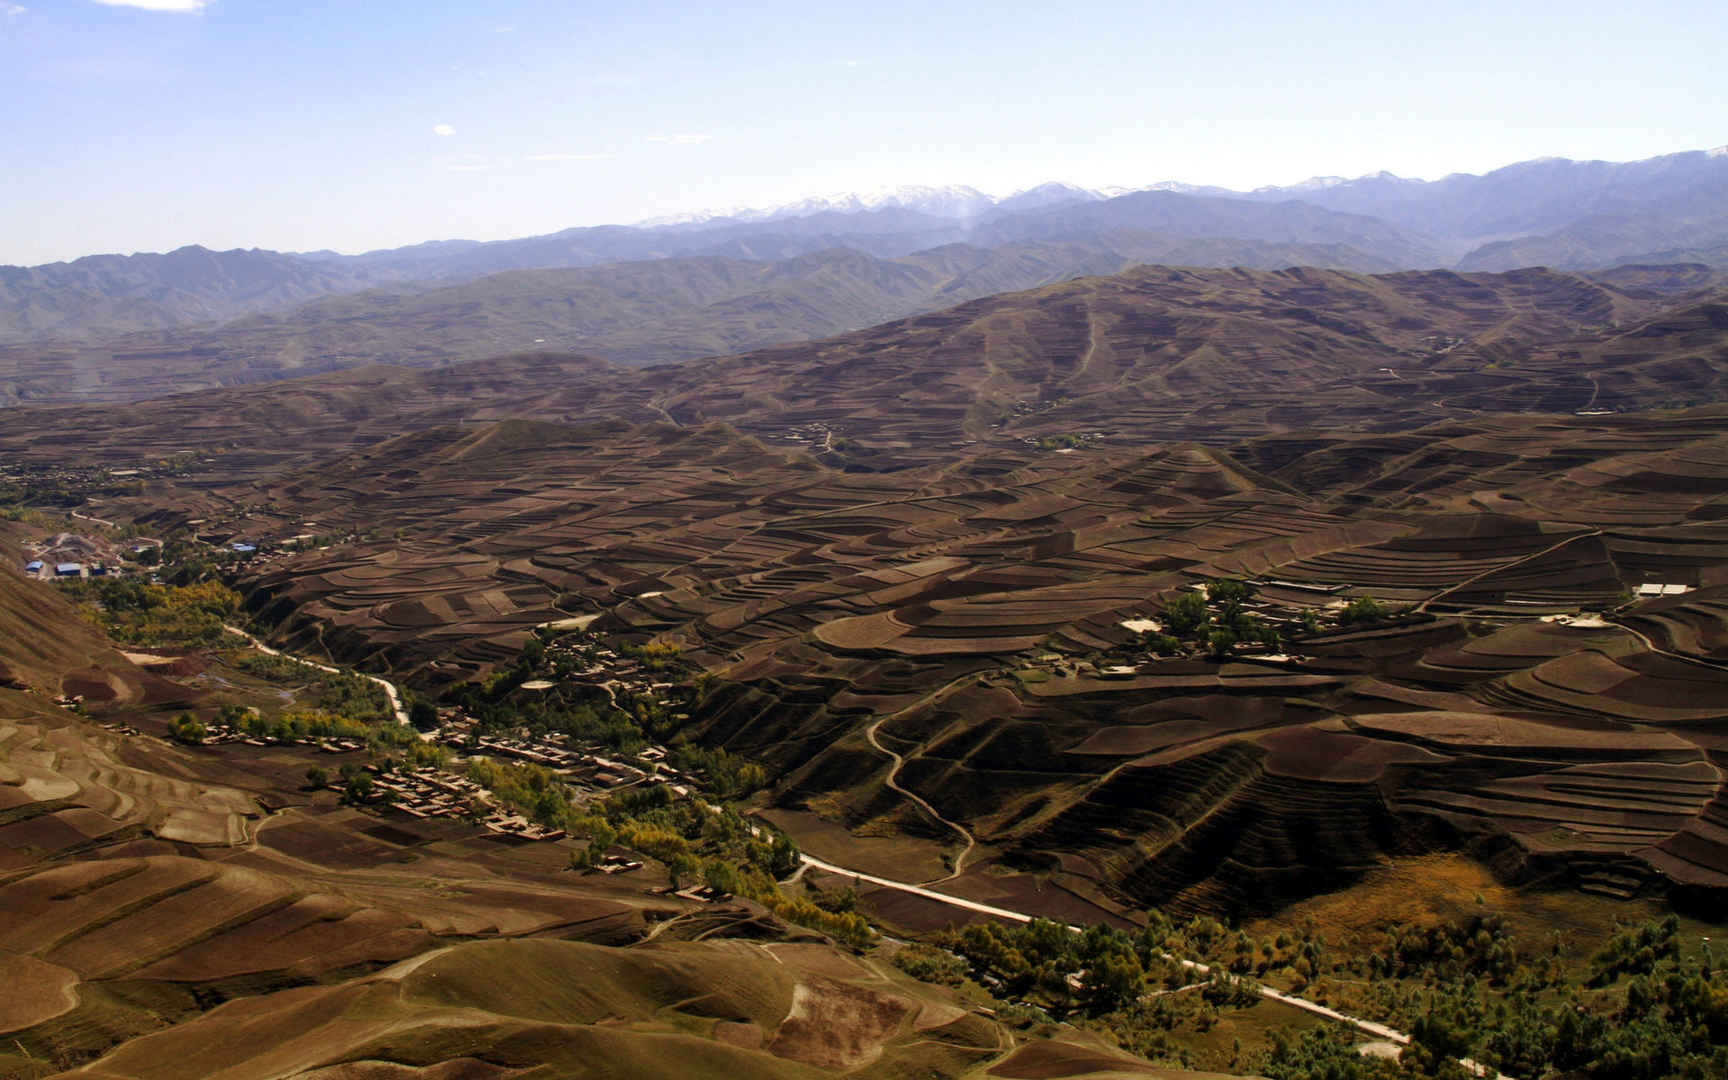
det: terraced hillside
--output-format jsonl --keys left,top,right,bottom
{"left": 4, "top": 261, "right": 1728, "bottom": 929}
{"left": 0, "top": 566, "right": 1190, "bottom": 1080}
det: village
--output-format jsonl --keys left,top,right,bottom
{"left": 141, "top": 623, "right": 714, "bottom": 862}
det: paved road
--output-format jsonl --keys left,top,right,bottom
{"left": 797, "top": 852, "right": 1509, "bottom": 1077}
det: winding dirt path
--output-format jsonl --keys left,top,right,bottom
{"left": 860, "top": 676, "right": 980, "bottom": 883}
{"left": 864, "top": 714, "right": 975, "bottom": 883}
{"left": 1416, "top": 529, "right": 1602, "bottom": 613}
{"left": 1608, "top": 620, "right": 1728, "bottom": 674}
{"left": 69, "top": 508, "right": 116, "bottom": 528}
{"left": 222, "top": 623, "right": 416, "bottom": 731}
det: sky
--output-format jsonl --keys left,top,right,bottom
{"left": 1, "top": 0, "right": 1724, "bottom": 264}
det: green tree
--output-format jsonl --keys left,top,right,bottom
{"left": 1338, "top": 596, "right": 1386, "bottom": 626}
{"left": 1085, "top": 952, "right": 1145, "bottom": 1014}
{"left": 341, "top": 773, "right": 375, "bottom": 805}
{"left": 1205, "top": 578, "right": 1252, "bottom": 606}
{"left": 168, "top": 713, "right": 207, "bottom": 744}
{"left": 1206, "top": 628, "right": 1239, "bottom": 659}
{"left": 408, "top": 700, "right": 439, "bottom": 731}
{"left": 1161, "top": 591, "right": 1210, "bottom": 638}
{"left": 667, "top": 852, "right": 703, "bottom": 889}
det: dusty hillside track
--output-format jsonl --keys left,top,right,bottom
{"left": 1416, "top": 529, "right": 1604, "bottom": 612}
{"left": 861, "top": 673, "right": 983, "bottom": 883}
{"left": 222, "top": 622, "right": 413, "bottom": 729}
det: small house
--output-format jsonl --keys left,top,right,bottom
{"left": 54, "top": 563, "right": 82, "bottom": 577}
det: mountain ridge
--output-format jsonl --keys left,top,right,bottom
{"left": 4, "top": 145, "right": 1723, "bottom": 356}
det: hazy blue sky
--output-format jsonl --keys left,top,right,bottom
{"left": 2, "top": 0, "right": 1722, "bottom": 264}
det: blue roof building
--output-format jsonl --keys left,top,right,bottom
{"left": 55, "top": 563, "right": 83, "bottom": 576}
{"left": 24, "top": 560, "right": 42, "bottom": 572}
{"left": 231, "top": 543, "right": 257, "bottom": 554}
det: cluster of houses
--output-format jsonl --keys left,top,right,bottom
{"left": 22, "top": 560, "right": 113, "bottom": 579}
{"left": 432, "top": 711, "right": 696, "bottom": 800}
{"left": 192, "top": 720, "right": 369, "bottom": 752}
{"left": 20, "top": 532, "right": 162, "bottom": 582}
{"left": 759, "top": 421, "right": 837, "bottom": 448}
{"left": 349, "top": 765, "right": 571, "bottom": 842}
{"left": 541, "top": 636, "right": 693, "bottom": 716}
{"left": 357, "top": 766, "right": 485, "bottom": 817}
{"left": 1, "top": 458, "right": 199, "bottom": 494}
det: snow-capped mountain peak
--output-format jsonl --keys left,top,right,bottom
{"left": 992, "top": 181, "right": 1105, "bottom": 213}
{"left": 772, "top": 185, "right": 996, "bottom": 220}
{"left": 1275, "top": 175, "right": 1350, "bottom": 193}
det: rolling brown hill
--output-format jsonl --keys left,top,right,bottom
{"left": 5, "top": 263, "right": 1721, "bottom": 467}
{"left": 0, "top": 531, "right": 1206, "bottom": 1080}
{"left": 6, "top": 261, "right": 1728, "bottom": 929}
{"left": 0, "top": 533, "right": 163, "bottom": 704}
{"left": 0, "top": 237, "right": 1421, "bottom": 408}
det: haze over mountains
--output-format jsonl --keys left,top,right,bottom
{"left": 3, "top": 146, "right": 1724, "bottom": 372}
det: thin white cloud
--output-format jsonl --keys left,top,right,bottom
{"left": 432, "top": 123, "right": 456, "bottom": 137}
{"left": 91, "top": 0, "right": 210, "bottom": 11}
{"left": 525, "top": 152, "right": 613, "bottom": 162}
{"left": 493, "top": 24, "right": 514, "bottom": 33}
{"left": 645, "top": 133, "right": 712, "bottom": 145}
{"left": 3, "top": 4, "right": 26, "bottom": 16}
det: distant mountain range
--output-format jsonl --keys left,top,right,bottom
{"left": 0, "top": 145, "right": 1723, "bottom": 385}
{"left": 0, "top": 234, "right": 1422, "bottom": 406}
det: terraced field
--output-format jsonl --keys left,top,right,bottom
{"left": 3, "top": 575, "right": 1192, "bottom": 1080}
{"left": 3, "top": 261, "right": 1727, "bottom": 933}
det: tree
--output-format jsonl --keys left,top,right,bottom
{"left": 765, "top": 834, "right": 801, "bottom": 879}
{"left": 1206, "top": 579, "right": 1252, "bottom": 606}
{"left": 304, "top": 765, "right": 328, "bottom": 789}
{"left": 1155, "top": 633, "right": 1184, "bottom": 655}
{"left": 1337, "top": 596, "right": 1386, "bottom": 626}
{"left": 737, "top": 762, "right": 768, "bottom": 793}
{"left": 1161, "top": 591, "right": 1210, "bottom": 638}
{"left": 1206, "top": 628, "right": 1239, "bottom": 660}
{"left": 1085, "top": 952, "right": 1144, "bottom": 1014}
{"left": 667, "top": 852, "right": 703, "bottom": 889}
{"left": 168, "top": 713, "right": 207, "bottom": 744}
{"left": 703, "top": 859, "right": 741, "bottom": 896}
{"left": 341, "top": 773, "right": 375, "bottom": 805}
{"left": 408, "top": 700, "right": 439, "bottom": 731}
